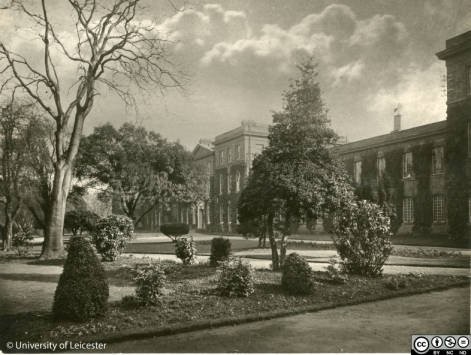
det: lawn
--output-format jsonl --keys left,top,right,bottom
{"left": 0, "top": 255, "right": 468, "bottom": 351}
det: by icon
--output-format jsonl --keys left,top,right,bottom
{"left": 414, "top": 337, "right": 430, "bottom": 353}
{"left": 431, "top": 336, "right": 443, "bottom": 348}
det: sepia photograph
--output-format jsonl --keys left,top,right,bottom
{"left": 0, "top": 0, "right": 469, "bottom": 353}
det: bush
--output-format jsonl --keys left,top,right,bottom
{"left": 175, "top": 236, "right": 197, "bottom": 265}
{"left": 92, "top": 215, "right": 134, "bottom": 261}
{"left": 324, "top": 258, "right": 348, "bottom": 284}
{"left": 120, "top": 295, "right": 141, "bottom": 309}
{"left": 332, "top": 200, "right": 393, "bottom": 277}
{"left": 134, "top": 263, "right": 166, "bottom": 306}
{"left": 217, "top": 258, "right": 254, "bottom": 297}
{"left": 53, "top": 236, "right": 109, "bottom": 321}
{"left": 65, "top": 209, "right": 100, "bottom": 236}
{"left": 12, "top": 216, "right": 34, "bottom": 256}
{"left": 384, "top": 275, "right": 410, "bottom": 290}
{"left": 209, "top": 237, "right": 231, "bottom": 266}
{"left": 160, "top": 223, "right": 189, "bottom": 241}
{"left": 281, "top": 253, "right": 315, "bottom": 295}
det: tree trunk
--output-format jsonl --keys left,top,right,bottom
{"left": 3, "top": 213, "right": 13, "bottom": 251}
{"left": 267, "top": 213, "right": 280, "bottom": 271}
{"left": 40, "top": 163, "right": 72, "bottom": 259}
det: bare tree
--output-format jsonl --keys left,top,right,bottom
{"left": 0, "top": 0, "right": 182, "bottom": 258}
{"left": 0, "top": 101, "right": 33, "bottom": 250}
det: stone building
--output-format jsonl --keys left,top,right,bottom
{"left": 137, "top": 31, "right": 470, "bottom": 239}
{"left": 334, "top": 30, "right": 471, "bottom": 238}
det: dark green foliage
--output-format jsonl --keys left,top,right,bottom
{"left": 209, "top": 237, "right": 232, "bottom": 266}
{"left": 92, "top": 215, "right": 134, "bottom": 261}
{"left": 217, "top": 258, "right": 254, "bottom": 297}
{"left": 160, "top": 223, "right": 189, "bottom": 241}
{"left": 412, "top": 144, "right": 433, "bottom": 236}
{"left": 384, "top": 275, "right": 410, "bottom": 290}
{"left": 53, "top": 236, "right": 109, "bottom": 321}
{"left": 333, "top": 200, "right": 393, "bottom": 277}
{"left": 120, "top": 295, "right": 141, "bottom": 309}
{"left": 64, "top": 209, "right": 100, "bottom": 236}
{"left": 134, "top": 263, "right": 167, "bottom": 305}
{"left": 281, "top": 253, "right": 315, "bottom": 295}
{"left": 383, "top": 149, "right": 404, "bottom": 234}
{"left": 174, "top": 236, "right": 197, "bottom": 265}
{"left": 446, "top": 103, "right": 471, "bottom": 241}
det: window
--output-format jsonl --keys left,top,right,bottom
{"left": 219, "top": 174, "right": 223, "bottom": 195}
{"left": 432, "top": 195, "right": 446, "bottom": 224}
{"left": 206, "top": 205, "right": 211, "bottom": 225}
{"left": 227, "top": 147, "right": 232, "bottom": 163}
{"left": 227, "top": 201, "right": 231, "bottom": 225}
{"left": 432, "top": 146, "right": 444, "bottom": 174}
{"left": 235, "top": 144, "right": 241, "bottom": 160}
{"left": 403, "top": 198, "right": 414, "bottom": 224}
{"left": 468, "top": 121, "right": 471, "bottom": 157}
{"left": 468, "top": 196, "right": 471, "bottom": 224}
{"left": 235, "top": 171, "right": 241, "bottom": 192}
{"left": 227, "top": 172, "right": 231, "bottom": 193}
{"left": 377, "top": 156, "right": 386, "bottom": 181}
{"left": 354, "top": 160, "right": 362, "bottom": 184}
{"left": 220, "top": 150, "right": 225, "bottom": 165}
{"left": 403, "top": 152, "right": 413, "bottom": 178}
{"left": 219, "top": 204, "right": 223, "bottom": 224}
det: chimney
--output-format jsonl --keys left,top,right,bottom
{"left": 393, "top": 106, "right": 401, "bottom": 132}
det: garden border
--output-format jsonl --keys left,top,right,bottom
{"left": 90, "top": 281, "right": 469, "bottom": 345}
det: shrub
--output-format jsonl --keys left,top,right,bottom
{"left": 209, "top": 237, "right": 231, "bottom": 266}
{"left": 384, "top": 275, "right": 410, "bottom": 290}
{"left": 134, "top": 263, "right": 166, "bottom": 306}
{"left": 53, "top": 236, "right": 109, "bottom": 321}
{"left": 120, "top": 295, "right": 141, "bottom": 309}
{"left": 281, "top": 253, "right": 315, "bottom": 295}
{"left": 332, "top": 200, "right": 393, "bottom": 277}
{"left": 92, "top": 215, "right": 134, "bottom": 261}
{"left": 12, "top": 216, "right": 34, "bottom": 256}
{"left": 324, "top": 258, "right": 348, "bottom": 284}
{"left": 160, "top": 223, "right": 189, "bottom": 241}
{"left": 175, "top": 236, "right": 197, "bottom": 265}
{"left": 65, "top": 209, "right": 100, "bottom": 236}
{"left": 217, "top": 258, "right": 254, "bottom": 297}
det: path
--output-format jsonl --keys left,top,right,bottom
{"left": 106, "top": 286, "right": 471, "bottom": 353}
{"left": 0, "top": 262, "right": 134, "bottom": 316}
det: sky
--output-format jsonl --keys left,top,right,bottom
{"left": 0, "top": 0, "right": 470, "bottom": 150}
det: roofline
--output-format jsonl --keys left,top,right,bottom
{"left": 333, "top": 121, "right": 447, "bottom": 155}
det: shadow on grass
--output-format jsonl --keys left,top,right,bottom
{"left": 28, "top": 259, "right": 65, "bottom": 266}
{"left": 0, "top": 273, "right": 59, "bottom": 283}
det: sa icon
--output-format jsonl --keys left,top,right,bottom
{"left": 414, "top": 337, "right": 430, "bottom": 353}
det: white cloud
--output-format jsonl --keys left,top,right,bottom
{"left": 368, "top": 62, "right": 446, "bottom": 128}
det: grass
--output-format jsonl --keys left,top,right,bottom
{"left": 0, "top": 255, "right": 468, "bottom": 348}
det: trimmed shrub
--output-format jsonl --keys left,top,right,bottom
{"left": 65, "top": 209, "right": 100, "bottom": 236}
{"left": 92, "top": 215, "right": 134, "bottom": 261}
{"left": 281, "top": 253, "right": 315, "bottom": 295}
{"left": 134, "top": 263, "right": 166, "bottom": 306}
{"left": 325, "top": 258, "right": 348, "bottom": 284}
{"left": 53, "top": 236, "right": 109, "bottom": 321}
{"left": 209, "top": 237, "right": 231, "bottom": 266}
{"left": 332, "top": 200, "right": 393, "bottom": 277}
{"left": 175, "top": 236, "right": 197, "bottom": 265}
{"left": 217, "top": 258, "right": 254, "bottom": 297}
{"left": 160, "top": 223, "right": 189, "bottom": 241}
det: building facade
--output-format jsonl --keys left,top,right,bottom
{"left": 134, "top": 31, "right": 470, "bottom": 239}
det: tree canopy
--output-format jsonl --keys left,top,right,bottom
{"left": 238, "top": 60, "right": 354, "bottom": 270}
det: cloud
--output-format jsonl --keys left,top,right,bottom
{"left": 367, "top": 62, "right": 446, "bottom": 128}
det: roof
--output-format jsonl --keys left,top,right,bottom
{"left": 436, "top": 30, "right": 471, "bottom": 60}
{"left": 214, "top": 120, "right": 269, "bottom": 145}
{"left": 333, "top": 120, "right": 447, "bottom": 155}
{"left": 192, "top": 144, "right": 214, "bottom": 160}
